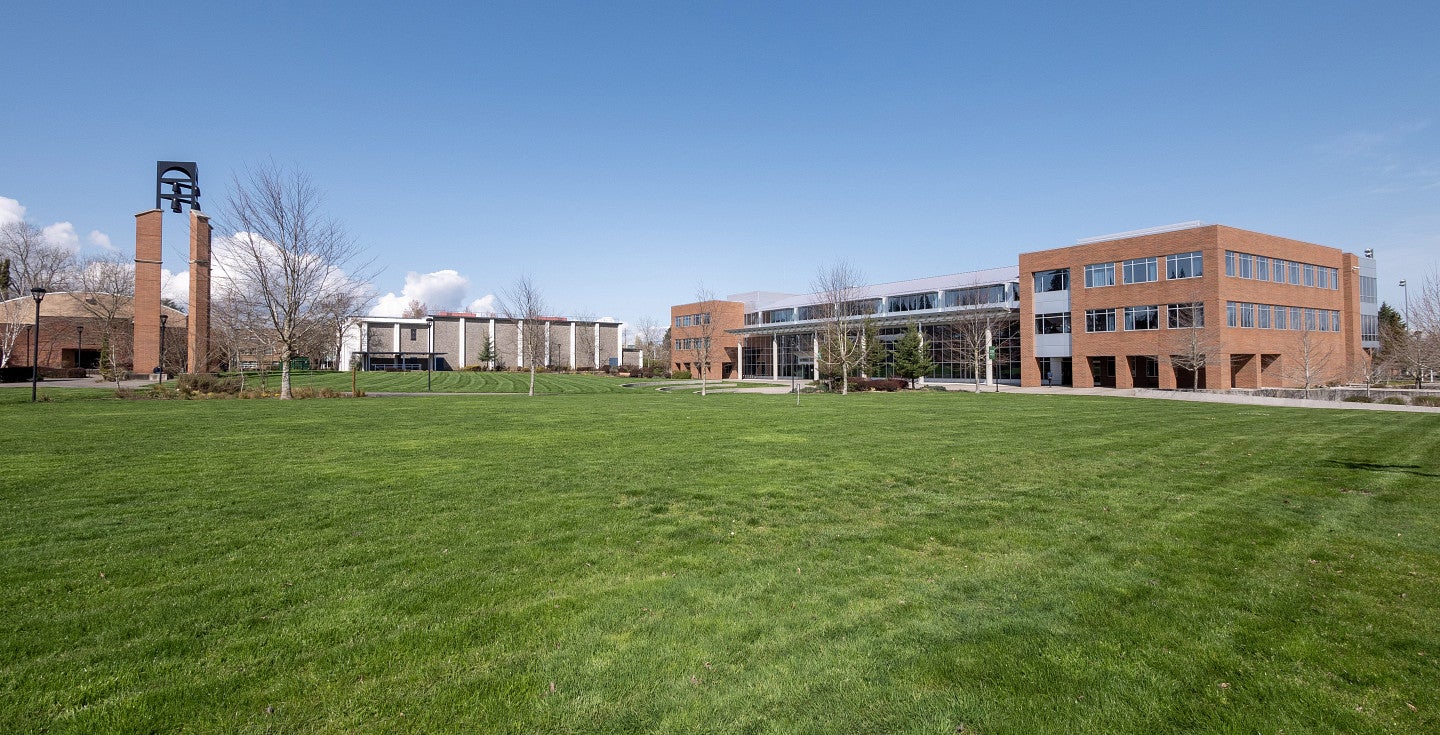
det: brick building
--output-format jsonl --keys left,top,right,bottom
{"left": 0, "top": 292, "right": 187, "bottom": 375}
{"left": 674, "top": 222, "right": 1378, "bottom": 390}
{"left": 670, "top": 299, "right": 745, "bottom": 379}
{"left": 1018, "top": 223, "right": 1378, "bottom": 389}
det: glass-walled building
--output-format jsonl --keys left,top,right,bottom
{"left": 728, "top": 266, "right": 1022, "bottom": 385}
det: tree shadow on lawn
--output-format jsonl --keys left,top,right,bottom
{"left": 1324, "top": 459, "right": 1440, "bottom": 478}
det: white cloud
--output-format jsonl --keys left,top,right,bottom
{"left": 370, "top": 269, "right": 474, "bottom": 317}
{"left": 162, "top": 269, "right": 189, "bottom": 305}
{"left": 466, "top": 294, "right": 497, "bottom": 315}
{"left": 87, "top": 230, "right": 115, "bottom": 250}
{"left": 0, "top": 196, "right": 24, "bottom": 225}
{"left": 42, "top": 222, "right": 80, "bottom": 252}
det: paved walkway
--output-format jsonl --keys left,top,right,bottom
{"left": 1005, "top": 385, "right": 1440, "bottom": 413}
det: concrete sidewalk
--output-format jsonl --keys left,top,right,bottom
{"left": 1007, "top": 385, "right": 1440, "bottom": 413}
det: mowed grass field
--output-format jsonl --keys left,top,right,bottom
{"left": 226, "top": 370, "right": 652, "bottom": 394}
{"left": 1, "top": 385, "right": 1438, "bottom": 733}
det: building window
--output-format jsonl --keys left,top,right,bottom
{"left": 409, "top": 328, "right": 417, "bottom": 341}
{"left": 1084, "top": 263, "right": 1115, "bottom": 288}
{"left": 1290, "top": 306, "right": 1302, "bottom": 330}
{"left": 1288, "top": 261, "right": 1301, "bottom": 285}
{"left": 1167, "top": 302, "right": 1205, "bottom": 329}
{"left": 1258, "top": 303, "right": 1272, "bottom": 329}
{"left": 1303, "top": 263, "right": 1315, "bottom": 287}
{"left": 1362, "top": 313, "right": 1379, "bottom": 341}
{"left": 744, "top": 312, "right": 759, "bottom": 325}
{"left": 1035, "top": 312, "right": 1071, "bottom": 334}
{"left": 1240, "top": 302, "right": 1254, "bottom": 328}
{"left": 1330, "top": 310, "right": 1341, "bottom": 331}
{"left": 1227, "top": 301, "right": 1237, "bottom": 327}
{"left": 1033, "top": 269, "right": 1069, "bottom": 293}
{"left": 1360, "top": 275, "right": 1377, "bottom": 304}
{"left": 1254, "top": 255, "right": 1270, "bottom": 282}
{"left": 1303, "top": 308, "right": 1318, "bottom": 331}
{"left": 1085, "top": 308, "right": 1116, "bottom": 332}
{"left": 1271, "top": 258, "right": 1286, "bottom": 283}
{"left": 1237, "top": 253, "right": 1253, "bottom": 279}
{"left": 1317, "top": 267, "right": 1330, "bottom": 290}
{"left": 763, "top": 309, "right": 795, "bottom": 323}
{"left": 1122, "top": 257, "right": 1158, "bottom": 284}
{"left": 944, "top": 285, "right": 1006, "bottom": 306}
{"left": 1124, "top": 305, "right": 1159, "bottom": 331}
{"left": 1274, "top": 305, "right": 1287, "bottom": 330}
{"left": 1166, "top": 251, "right": 1203, "bottom": 280}
{"left": 1329, "top": 267, "right": 1340, "bottom": 290}
{"left": 887, "top": 293, "right": 937, "bottom": 312}
{"left": 1225, "top": 251, "right": 1236, "bottom": 277}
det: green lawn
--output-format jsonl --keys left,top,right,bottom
{"left": 2, "top": 387, "right": 1438, "bottom": 733}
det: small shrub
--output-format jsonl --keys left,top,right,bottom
{"left": 1409, "top": 395, "right": 1440, "bottom": 407}
{"left": 1342, "top": 395, "right": 1374, "bottom": 403}
{"left": 672, "top": 370, "right": 692, "bottom": 380}
{"left": 1378, "top": 396, "right": 1408, "bottom": 405}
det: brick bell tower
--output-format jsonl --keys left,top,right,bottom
{"left": 134, "top": 161, "right": 212, "bottom": 375}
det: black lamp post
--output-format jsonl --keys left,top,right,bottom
{"left": 30, "top": 287, "right": 46, "bottom": 402}
{"left": 159, "top": 313, "right": 168, "bottom": 380}
{"left": 76, "top": 325, "right": 84, "bottom": 370}
{"left": 425, "top": 316, "right": 434, "bottom": 392}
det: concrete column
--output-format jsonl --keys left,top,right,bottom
{"left": 186, "top": 210, "right": 212, "bottom": 373}
{"left": 132, "top": 209, "right": 163, "bottom": 373}
{"left": 569, "top": 322, "right": 576, "bottom": 368}
{"left": 517, "top": 320, "right": 524, "bottom": 368}
{"left": 544, "top": 321, "right": 551, "bottom": 367}
{"left": 593, "top": 323, "right": 600, "bottom": 368}
{"left": 984, "top": 327, "right": 994, "bottom": 385}
{"left": 488, "top": 319, "right": 496, "bottom": 369}
{"left": 812, "top": 332, "right": 820, "bottom": 380}
{"left": 736, "top": 336, "right": 744, "bottom": 380}
{"left": 458, "top": 318, "right": 467, "bottom": 368}
{"left": 772, "top": 336, "right": 779, "bottom": 380}
{"left": 392, "top": 323, "right": 400, "bottom": 352}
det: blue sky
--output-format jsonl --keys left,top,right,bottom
{"left": 3, "top": 1, "right": 1437, "bottom": 324}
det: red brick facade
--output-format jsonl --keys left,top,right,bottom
{"left": 1019, "top": 225, "right": 1365, "bottom": 389}
{"left": 670, "top": 300, "right": 745, "bottom": 379}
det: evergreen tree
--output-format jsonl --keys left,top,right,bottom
{"left": 1377, "top": 301, "right": 1406, "bottom": 361}
{"left": 476, "top": 334, "right": 497, "bottom": 370}
{"left": 862, "top": 321, "right": 887, "bottom": 378}
{"left": 0, "top": 258, "right": 10, "bottom": 298}
{"left": 892, "top": 323, "right": 933, "bottom": 388}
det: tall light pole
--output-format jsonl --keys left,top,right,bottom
{"left": 1399, "top": 279, "right": 1417, "bottom": 388}
{"left": 159, "top": 313, "right": 168, "bottom": 381}
{"left": 76, "top": 324, "right": 84, "bottom": 370}
{"left": 29, "top": 287, "right": 46, "bottom": 402}
{"left": 425, "top": 316, "right": 434, "bottom": 392}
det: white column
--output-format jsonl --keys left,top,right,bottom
{"left": 569, "top": 322, "right": 576, "bottom": 368}
{"left": 458, "top": 318, "right": 467, "bottom": 368}
{"left": 488, "top": 319, "right": 496, "bottom": 369}
{"left": 984, "top": 326, "right": 993, "bottom": 385}
{"left": 812, "top": 332, "right": 820, "bottom": 380}
{"left": 544, "top": 322, "right": 551, "bottom": 367}
{"left": 392, "top": 323, "right": 400, "bottom": 352}
{"left": 594, "top": 323, "right": 601, "bottom": 368}
{"left": 737, "top": 336, "right": 744, "bottom": 380}
{"left": 772, "top": 336, "right": 779, "bottom": 380}
{"left": 516, "top": 320, "right": 524, "bottom": 368}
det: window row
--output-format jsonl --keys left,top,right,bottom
{"left": 1224, "top": 302, "right": 1342, "bottom": 332}
{"left": 673, "top": 337, "right": 712, "bottom": 350}
{"left": 1079, "top": 303, "right": 1205, "bottom": 332}
{"left": 1079, "top": 251, "right": 1205, "bottom": 289}
{"left": 1224, "top": 251, "right": 1340, "bottom": 290}
{"left": 674, "top": 312, "right": 711, "bottom": 327}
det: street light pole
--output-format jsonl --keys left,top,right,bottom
{"left": 30, "top": 287, "right": 46, "bottom": 402}
{"left": 159, "top": 313, "right": 168, "bottom": 381}
{"left": 1400, "top": 279, "right": 1416, "bottom": 388}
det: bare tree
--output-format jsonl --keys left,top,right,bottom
{"left": 1166, "top": 301, "right": 1218, "bottom": 390}
{"left": 401, "top": 299, "right": 427, "bottom": 318}
{"left": 691, "top": 284, "right": 719, "bottom": 396}
{"left": 944, "top": 282, "right": 1007, "bottom": 393}
{"left": 1, "top": 220, "right": 79, "bottom": 297}
{"left": 1284, "top": 310, "right": 1337, "bottom": 398}
{"left": 633, "top": 316, "right": 667, "bottom": 368}
{"left": 572, "top": 312, "right": 598, "bottom": 370}
{"left": 1391, "top": 269, "right": 1440, "bottom": 388}
{"left": 0, "top": 299, "right": 27, "bottom": 369}
{"left": 502, "top": 274, "right": 547, "bottom": 396}
{"left": 214, "top": 163, "right": 372, "bottom": 399}
{"left": 75, "top": 255, "right": 136, "bottom": 386}
{"left": 812, "top": 262, "right": 866, "bottom": 395}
